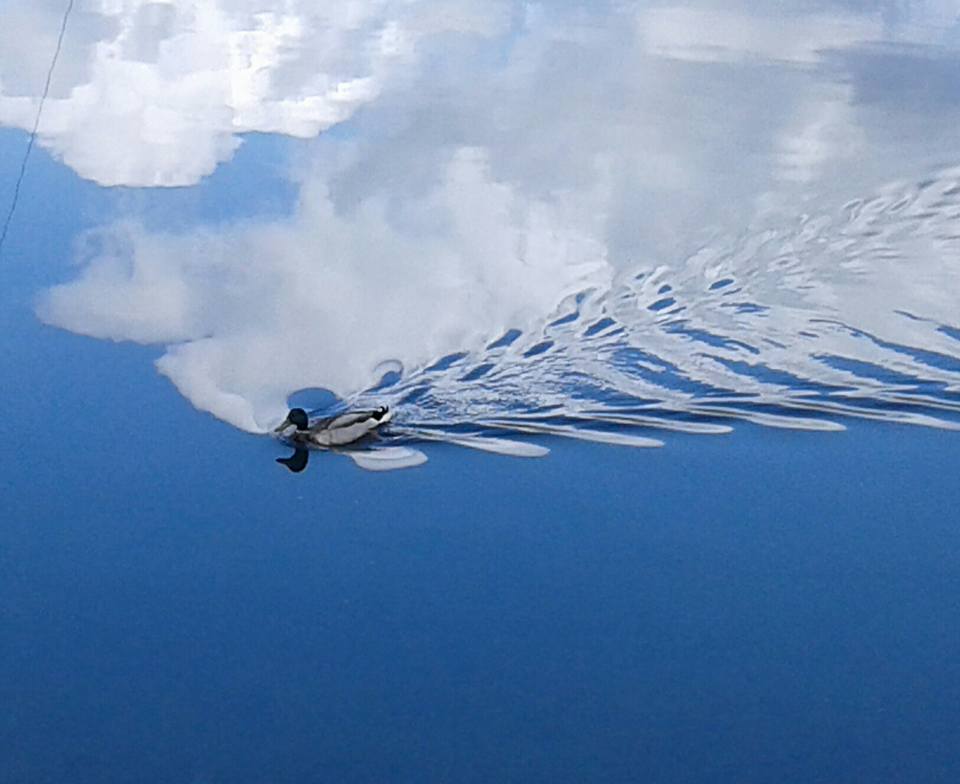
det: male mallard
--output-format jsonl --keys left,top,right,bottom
{"left": 274, "top": 406, "right": 392, "bottom": 447}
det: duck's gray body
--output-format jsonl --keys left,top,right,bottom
{"left": 306, "top": 408, "right": 393, "bottom": 446}
{"left": 283, "top": 407, "right": 392, "bottom": 447}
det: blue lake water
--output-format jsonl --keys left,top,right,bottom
{"left": 3, "top": 312, "right": 960, "bottom": 782}
{"left": 3, "top": 1, "right": 960, "bottom": 781}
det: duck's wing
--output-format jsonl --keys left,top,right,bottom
{"left": 326, "top": 407, "right": 388, "bottom": 429}
{"left": 345, "top": 446, "right": 427, "bottom": 472}
{"left": 326, "top": 411, "right": 371, "bottom": 429}
{"left": 313, "top": 409, "right": 388, "bottom": 446}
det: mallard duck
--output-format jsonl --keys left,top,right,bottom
{"left": 274, "top": 406, "right": 392, "bottom": 447}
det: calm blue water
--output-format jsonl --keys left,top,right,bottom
{"left": 3, "top": 309, "right": 960, "bottom": 783}
{"left": 4, "top": 3, "right": 960, "bottom": 781}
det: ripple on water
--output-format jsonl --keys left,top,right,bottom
{"left": 340, "top": 167, "right": 960, "bottom": 457}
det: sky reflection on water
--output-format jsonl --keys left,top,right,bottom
{"left": 2, "top": 1, "right": 960, "bottom": 441}
{"left": 3, "top": 4, "right": 960, "bottom": 781}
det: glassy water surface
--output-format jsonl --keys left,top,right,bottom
{"left": 1, "top": 1, "right": 959, "bottom": 782}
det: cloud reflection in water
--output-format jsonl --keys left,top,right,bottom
{"left": 4, "top": 0, "right": 960, "bottom": 444}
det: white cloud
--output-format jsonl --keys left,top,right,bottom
{"left": 16, "top": 0, "right": 960, "bottom": 432}
{"left": 639, "top": 7, "right": 882, "bottom": 65}
{"left": 0, "top": 0, "right": 511, "bottom": 186}
{"left": 38, "top": 149, "right": 610, "bottom": 430}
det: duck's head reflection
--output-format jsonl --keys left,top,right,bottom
{"left": 276, "top": 446, "right": 310, "bottom": 473}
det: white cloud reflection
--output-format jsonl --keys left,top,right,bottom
{"left": 0, "top": 0, "right": 510, "bottom": 185}
{"left": 38, "top": 149, "right": 609, "bottom": 430}
{"left": 6, "top": 0, "right": 960, "bottom": 433}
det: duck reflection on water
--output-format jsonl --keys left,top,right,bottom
{"left": 276, "top": 445, "right": 311, "bottom": 473}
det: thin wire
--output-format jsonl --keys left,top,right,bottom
{"left": 0, "top": 0, "right": 76, "bottom": 260}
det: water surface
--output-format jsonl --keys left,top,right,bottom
{"left": 2, "top": 2, "right": 960, "bottom": 781}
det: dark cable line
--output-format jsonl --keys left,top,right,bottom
{"left": 0, "top": 0, "right": 76, "bottom": 260}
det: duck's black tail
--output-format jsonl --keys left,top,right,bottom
{"left": 373, "top": 406, "right": 389, "bottom": 421}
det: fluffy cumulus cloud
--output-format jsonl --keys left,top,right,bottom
{"left": 38, "top": 149, "right": 610, "bottom": 430}
{"left": 0, "top": 0, "right": 511, "bottom": 185}
{"left": 10, "top": 0, "right": 960, "bottom": 430}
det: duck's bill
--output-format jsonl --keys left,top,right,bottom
{"left": 273, "top": 417, "right": 292, "bottom": 434}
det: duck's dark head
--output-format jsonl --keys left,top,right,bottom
{"left": 275, "top": 407, "right": 310, "bottom": 433}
